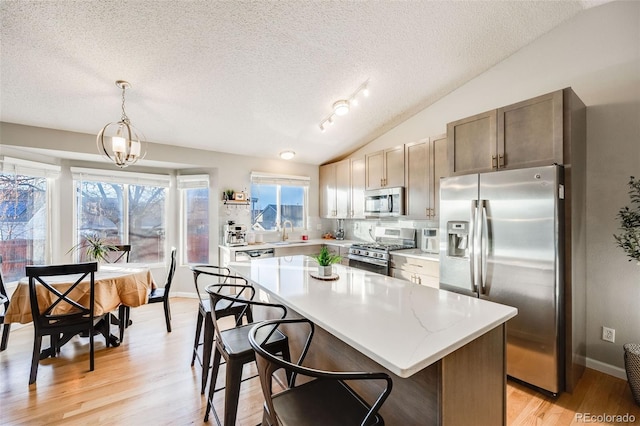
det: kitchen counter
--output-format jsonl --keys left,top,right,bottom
{"left": 230, "top": 255, "right": 515, "bottom": 378}
{"left": 392, "top": 248, "right": 440, "bottom": 261}
{"left": 230, "top": 255, "right": 517, "bottom": 425}
{"left": 219, "top": 238, "right": 355, "bottom": 253}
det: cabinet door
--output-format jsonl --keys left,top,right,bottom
{"left": 319, "top": 163, "right": 336, "bottom": 218}
{"left": 365, "top": 151, "right": 385, "bottom": 190}
{"left": 497, "top": 90, "right": 563, "bottom": 170}
{"left": 391, "top": 268, "right": 416, "bottom": 284}
{"left": 384, "top": 145, "right": 405, "bottom": 187}
{"left": 335, "top": 159, "right": 351, "bottom": 218}
{"left": 431, "top": 134, "right": 448, "bottom": 220}
{"left": 447, "top": 110, "right": 497, "bottom": 176}
{"left": 350, "top": 158, "right": 366, "bottom": 218}
{"left": 405, "top": 140, "right": 430, "bottom": 218}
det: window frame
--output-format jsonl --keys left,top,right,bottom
{"left": 177, "top": 174, "right": 210, "bottom": 265}
{"left": 70, "top": 167, "right": 170, "bottom": 267}
{"left": 250, "top": 172, "right": 310, "bottom": 232}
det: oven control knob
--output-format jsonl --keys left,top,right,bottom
{"left": 365, "top": 251, "right": 370, "bottom": 256}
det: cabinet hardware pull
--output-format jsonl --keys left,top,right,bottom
{"left": 498, "top": 154, "right": 505, "bottom": 167}
{"left": 491, "top": 155, "right": 498, "bottom": 169}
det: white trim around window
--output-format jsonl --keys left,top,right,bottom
{"left": 70, "top": 167, "right": 171, "bottom": 187}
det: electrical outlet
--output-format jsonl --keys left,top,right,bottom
{"left": 602, "top": 326, "right": 615, "bottom": 343}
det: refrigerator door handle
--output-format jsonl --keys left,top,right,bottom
{"left": 469, "top": 200, "right": 478, "bottom": 293}
{"left": 479, "top": 200, "right": 488, "bottom": 294}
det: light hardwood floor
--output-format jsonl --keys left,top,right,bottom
{"left": 1, "top": 297, "right": 639, "bottom": 425}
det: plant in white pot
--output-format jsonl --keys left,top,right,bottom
{"left": 311, "top": 246, "right": 342, "bottom": 278}
{"left": 613, "top": 176, "right": 640, "bottom": 405}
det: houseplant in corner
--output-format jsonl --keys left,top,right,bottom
{"left": 68, "top": 234, "right": 118, "bottom": 263}
{"left": 311, "top": 246, "right": 342, "bottom": 278}
{"left": 613, "top": 176, "right": 640, "bottom": 405}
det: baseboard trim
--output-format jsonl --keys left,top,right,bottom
{"left": 586, "top": 357, "right": 627, "bottom": 381}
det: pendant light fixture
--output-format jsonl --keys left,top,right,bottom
{"left": 97, "top": 80, "right": 146, "bottom": 168}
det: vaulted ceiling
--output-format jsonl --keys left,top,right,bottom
{"left": 0, "top": 1, "right": 608, "bottom": 165}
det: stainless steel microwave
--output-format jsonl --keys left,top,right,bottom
{"left": 364, "top": 187, "right": 405, "bottom": 217}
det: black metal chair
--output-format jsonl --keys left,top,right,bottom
{"left": 190, "top": 264, "right": 253, "bottom": 394}
{"left": 26, "top": 262, "right": 108, "bottom": 384}
{"left": 249, "top": 318, "right": 393, "bottom": 426}
{"left": 105, "top": 244, "right": 131, "bottom": 263}
{"left": 204, "top": 282, "right": 291, "bottom": 425}
{"left": 0, "top": 255, "right": 11, "bottom": 351}
{"left": 119, "top": 247, "right": 176, "bottom": 338}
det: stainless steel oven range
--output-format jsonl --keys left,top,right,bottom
{"left": 348, "top": 227, "right": 416, "bottom": 275}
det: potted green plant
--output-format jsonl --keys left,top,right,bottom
{"left": 68, "top": 234, "right": 118, "bottom": 263}
{"left": 311, "top": 246, "right": 342, "bottom": 277}
{"left": 224, "top": 189, "right": 235, "bottom": 201}
{"left": 613, "top": 176, "right": 640, "bottom": 406}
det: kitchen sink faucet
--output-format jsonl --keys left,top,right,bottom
{"left": 282, "top": 220, "right": 294, "bottom": 241}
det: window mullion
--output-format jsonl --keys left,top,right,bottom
{"left": 123, "top": 184, "right": 130, "bottom": 244}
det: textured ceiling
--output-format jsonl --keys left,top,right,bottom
{"left": 0, "top": 1, "right": 607, "bottom": 166}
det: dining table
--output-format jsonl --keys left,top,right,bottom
{"left": 5, "top": 263, "right": 155, "bottom": 355}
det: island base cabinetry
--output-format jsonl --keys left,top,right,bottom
{"left": 272, "top": 308, "right": 507, "bottom": 426}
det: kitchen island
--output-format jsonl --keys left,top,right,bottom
{"left": 230, "top": 255, "right": 517, "bottom": 425}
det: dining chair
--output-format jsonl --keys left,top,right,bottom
{"left": 204, "top": 282, "right": 291, "bottom": 425}
{"left": 118, "top": 247, "right": 176, "bottom": 338}
{"left": 26, "top": 262, "right": 108, "bottom": 384}
{"left": 190, "top": 264, "right": 253, "bottom": 394}
{"left": 0, "top": 255, "right": 11, "bottom": 351}
{"left": 249, "top": 318, "right": 393, "bottom": 426}
{"left": 105, "top": 244, "right": 131, "bottom": 263}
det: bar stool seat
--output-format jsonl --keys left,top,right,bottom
{"left": 204, "top": 282, "right": 290, "bottom": 425}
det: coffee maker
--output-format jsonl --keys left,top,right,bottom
{"left": 224, "top": 221, "right": 247, "bottom": 247}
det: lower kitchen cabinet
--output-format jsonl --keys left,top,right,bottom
{"left": 324, "top": 244, "right": 350, "bottom": 265}
{"left": 274, "top": 244, "right": 321, "bottom": 257}
{"left": 390, "top": 255, "right": 439, "bottom": 289}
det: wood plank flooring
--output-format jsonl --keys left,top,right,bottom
{"left": 1, "top": 297, "right": 639, "bottom": 425}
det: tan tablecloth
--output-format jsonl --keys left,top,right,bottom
{"left": 5, "top": 264, "right": 154, "bottom": 324}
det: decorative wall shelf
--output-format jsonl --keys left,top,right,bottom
{"left": 223, "top": 200, "right": 250, "bottom": 205}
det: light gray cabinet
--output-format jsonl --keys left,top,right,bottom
{"left": 350, "top": 157, "right": 366, "bottom": 218}
{"left": 405, "top": 134, "right": 448, "bottom": 220}
{"left": 365, "top": 145, "right": 405, "bottom": 190}
{"left": 324, "top": 244, "right": 350, "bottom": 266}
{"left": 448, "top": 89, "right": 565, "bottom": 176}
{"left": 390, "top": 255, "right": 439, "bottom": 289}
{"left": 319, "top": 159, "right": 350, "bottom": 218}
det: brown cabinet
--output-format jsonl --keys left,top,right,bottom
{"left": 448, "top": 89, "right": 565, "bottom": 176}
{"left": 319, "top": 159, "right": 350, "bottom": 218}
{"left": 365, "top": 145, "right": 405, "bottom": 190}
{"left": 405, "top": 134, "right": 448, "bottom": 220}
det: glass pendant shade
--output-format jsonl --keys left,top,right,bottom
{"left": 97, "top": 80, "right": 146, "bottom": 168}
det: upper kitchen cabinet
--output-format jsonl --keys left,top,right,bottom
{"left": 320, "top": 159, "right": 350, "bottom": 218}
{"left": 405, "top": 134, "right": 448, "bottom": 220}
{"left": 365, "top": 145, "right": 405, "bottom": 190}
{"left": 350, "top": 157, "right": 366, "bottom": 219}
{"left": 447, "top": 110, "right": 497, "bottom": 175}
{"left": 448, "top": 89, "right": 566, "bottom": 176}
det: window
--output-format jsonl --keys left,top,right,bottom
{"left": 178, "top": 175, "right": 209, "bottom": 264}
{"left": 250, "top": 172, "right": 309, "bottom": 231}
{"left": 71, "top": 168, "right": 169, "bottom": 264}
{"left": 0, "top": 157, "right": 60, "bottom": 282}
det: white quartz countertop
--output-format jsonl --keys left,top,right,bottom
{"left": 391, "top": 249, "right": 440, "bottom": 261}
{"left": 219, "top": 239, "right": 356, "bottom": 252}
{"left": 229, "top": 255, "right": 517, "bottom": 378}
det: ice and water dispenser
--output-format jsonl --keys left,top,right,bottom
{"left": 446, "top": 221, "right": 469, "bottom": 258}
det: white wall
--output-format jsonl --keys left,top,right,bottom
{"left": 348, "top": 1, "right": 640, "bottom": 375}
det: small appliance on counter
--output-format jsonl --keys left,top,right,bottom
{"left": 224, "top": 220, "right": 247, "bottom": 246}
{"left": 421, "top": 227, "right": 439, "bottom": 253}
{"left": 335, "top": 219, "right": 345, "bottom": 240}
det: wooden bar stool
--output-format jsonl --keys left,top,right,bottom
{"left": 204, "top": 282, "right": 291, "bottom": 425}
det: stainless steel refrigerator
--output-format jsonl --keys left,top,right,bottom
{"left": 439, "top": 165, "right": 564, "bottom": 395}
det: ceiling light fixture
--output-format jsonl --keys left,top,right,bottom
{"left": 97, "top": 80, "right": 146, "bottom": 168}
{"left": 279, "top": 151, "right": 295, "bottom": 160}
{"left": 319, "top": 79, "right": 369, "bottom": 132}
